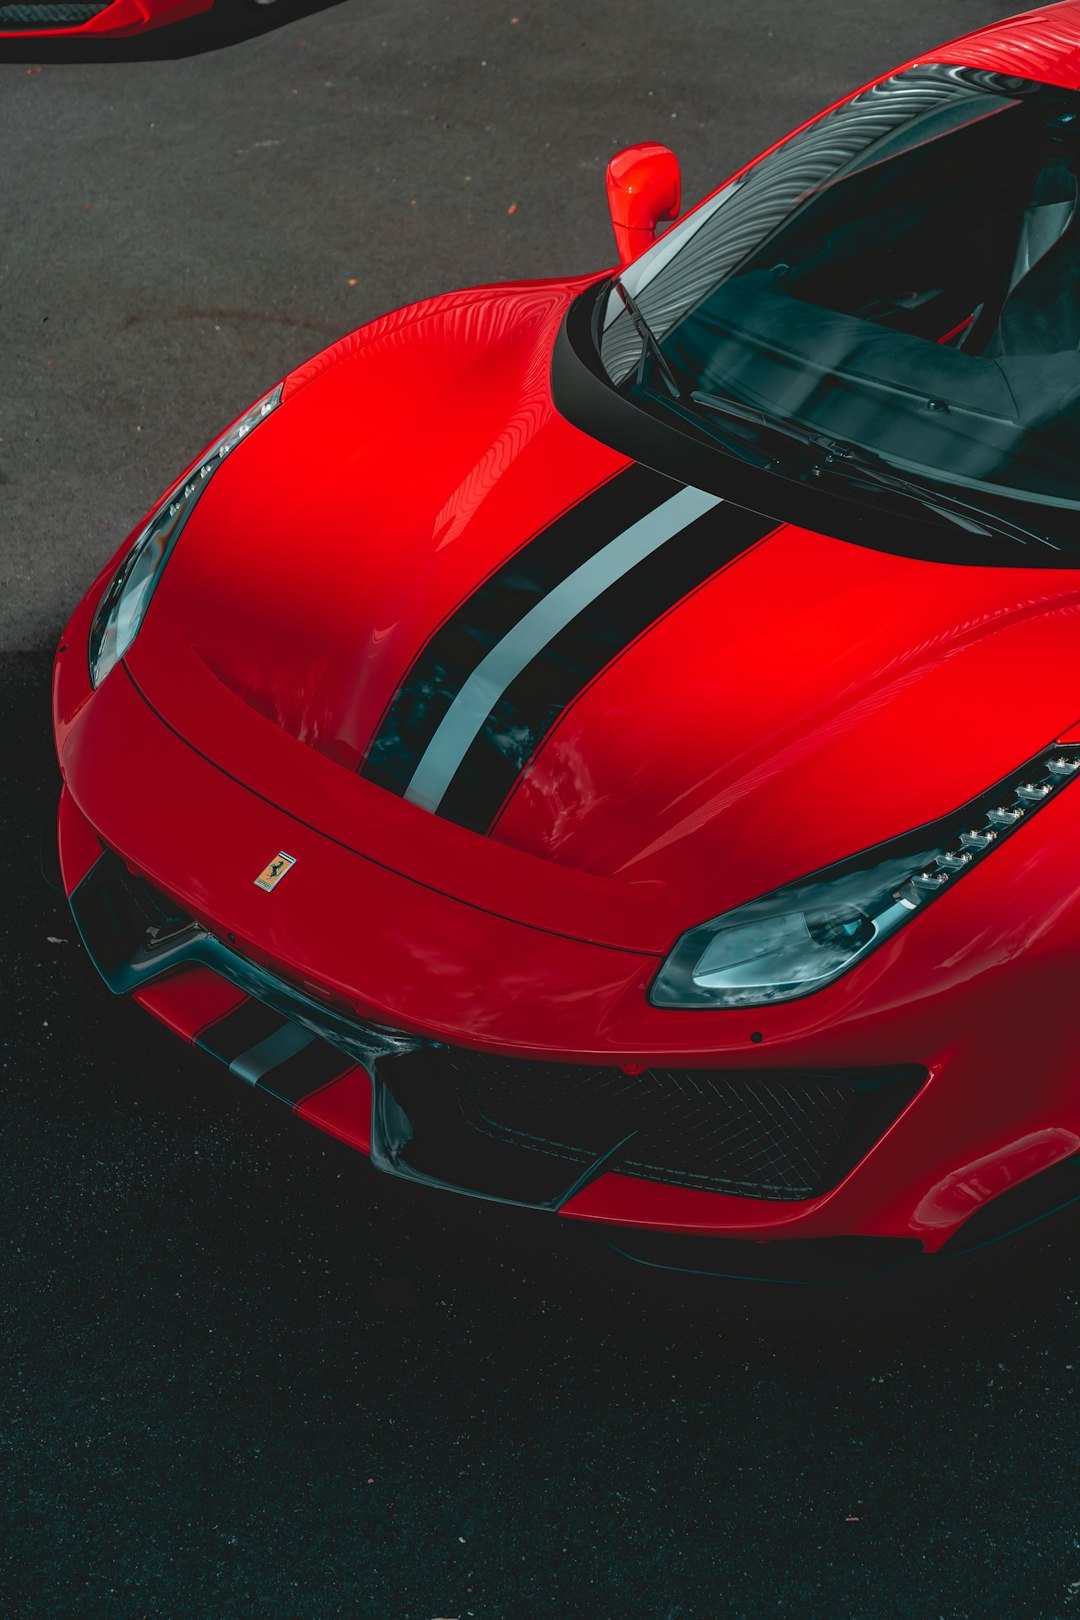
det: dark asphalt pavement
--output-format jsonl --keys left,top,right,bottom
{"left": 5, "top": 3, "right": 1077, "bottom": 1615}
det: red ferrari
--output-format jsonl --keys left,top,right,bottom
{"left": 0, "top": 0, "right": 274, "bottom": 38}
{"left": 52, "top": 3, "right": 1080, "bottom": 1280}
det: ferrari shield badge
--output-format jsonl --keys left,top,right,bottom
{"left": 254, "top": 852, "right": 296, "bottom": 892}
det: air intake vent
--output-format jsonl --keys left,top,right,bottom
{"left": 376, "top": 1047, "right": 926, "bottom": 1206}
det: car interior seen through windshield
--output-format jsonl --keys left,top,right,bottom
{"left": 599, "top": 65, "right": 1080, "bottom": 546}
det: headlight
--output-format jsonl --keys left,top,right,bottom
{"left": 88, "top": 383, "right": 283, "bottom": 688}
{"left": 650, "top": 744, "right": 1080, "bottom": 1009}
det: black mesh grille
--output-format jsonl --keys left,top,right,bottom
{"left": 383, "top": 1048, "right": 925, "bottom": 1203}
{"left": 0, "top": 4, "right": 108, "bottom": 23}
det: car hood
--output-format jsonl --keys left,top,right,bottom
{"left": 125, "top": 278, "right": 1080, "bottom": 953}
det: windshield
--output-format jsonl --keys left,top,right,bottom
{"left": 598, "top": 64, "right": 1080, "bottom": 544}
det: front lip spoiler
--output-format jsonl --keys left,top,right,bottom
{"left": 65, "top": 849, "right": 647, "bottom": 1215}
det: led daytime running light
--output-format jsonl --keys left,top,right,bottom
{"left": 88, "top": 383, "right": 283, "bottom": 688}
{"left": 892, "top": 751, "right": 1080, "bottom": 913}
{"left": 651, "top": 744, "right": 1080, "bottom": 1009}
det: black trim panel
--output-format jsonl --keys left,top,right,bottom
{"left": 551, "top": 278, "right": 1079, "bottom": 569}
{"left": 259, "top": 1043, "right": 359, "bottom": 1108}
{"left": 197, "top": 999, "right": 285, "bottom": 1065}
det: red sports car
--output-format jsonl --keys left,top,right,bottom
{"left": 52, "top": 3, "right": 1080, "bottom": 1280}
{"left": 0, "top": 0, "right": 272, "bottom": 39}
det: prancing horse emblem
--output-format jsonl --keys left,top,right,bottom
{"left": 254, "top": 851, "right": 296, "bottom": 892}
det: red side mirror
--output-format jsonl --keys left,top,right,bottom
{"left": 605, "top": 143, "right": 682, "bottom": 266}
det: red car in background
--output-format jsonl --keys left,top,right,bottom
{"left": 51, "top": 3, "right": 1080, "bottom": 1279}
{"left": 0, "top": 0, "right": 272, "bottom": 38}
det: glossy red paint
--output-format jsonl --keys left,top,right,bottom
{"left": 0, "top": 0, "right": 209, "bottom": 38}
{"left": 56, "top": 774, "right": 103, "bottom": 891}
{"left": 120, "top": 281, "right": 1080, "bottom": 948}
{"left": 929, "top": 4, "right": 1080, "bottom": 88}
{"left": 494, "top": 526, "right": 1080, "bottom": 897}
{"left": 605, "top": 144, "right": 682, "bottom": 265}
{"left": 295, "top": 1067, "right": 373, "bottom": 1156}
{"left": 51, "top": 2, "right": 1080, "bottom": 1259}
{"left": 133, "top": 967, "right": 247, "bottom": 1043}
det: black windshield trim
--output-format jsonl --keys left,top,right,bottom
{"left": 551, "top": 277, "right": 1080, "bottom": 570}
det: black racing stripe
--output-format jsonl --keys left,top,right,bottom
{"left": 260, "top": 1046, "right": 358, "bottom": 1107}
{"left": 194, "top": 994, "right": 356, "bottom": 1106}
{"left": 196, "top": 998, "right": 285, "bottom": 1064}
{"left": 436, "top": 503, "right": 778, "bottom": 833}
{"left": 360, "top": 463, "right": 681, "bottom": 796}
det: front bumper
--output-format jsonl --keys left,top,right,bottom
{"left": 67, "top": 839, "right": 927, "bottom": 1205}
{"left": 52, "top": 593, "right": 1080, "bottom": 1263}
{"left": 51, "top": 829, "right": 1080, "bottom": 1278}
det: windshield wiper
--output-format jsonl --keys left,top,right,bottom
{"left": 691, "top": 388, "right": 835, "bottom": 452}
{"left": 690, "top": 389, "right": 1061, "bottom": 553}
{"left": 810, "top": 444, "right": 1062, "bottom": 553}
{"left": 615, "top": 281, "right": 686, "bottom": 400}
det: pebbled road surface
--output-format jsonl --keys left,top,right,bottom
{"left": 4, "top": 4, "right": 1076, "bottom": 1616}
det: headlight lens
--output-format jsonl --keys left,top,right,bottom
{"left": 650, "top": 745, "right": 1080, "bottom": 1008}
{"left": 88, "top": 383, "right": 283, "bottom": 688}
